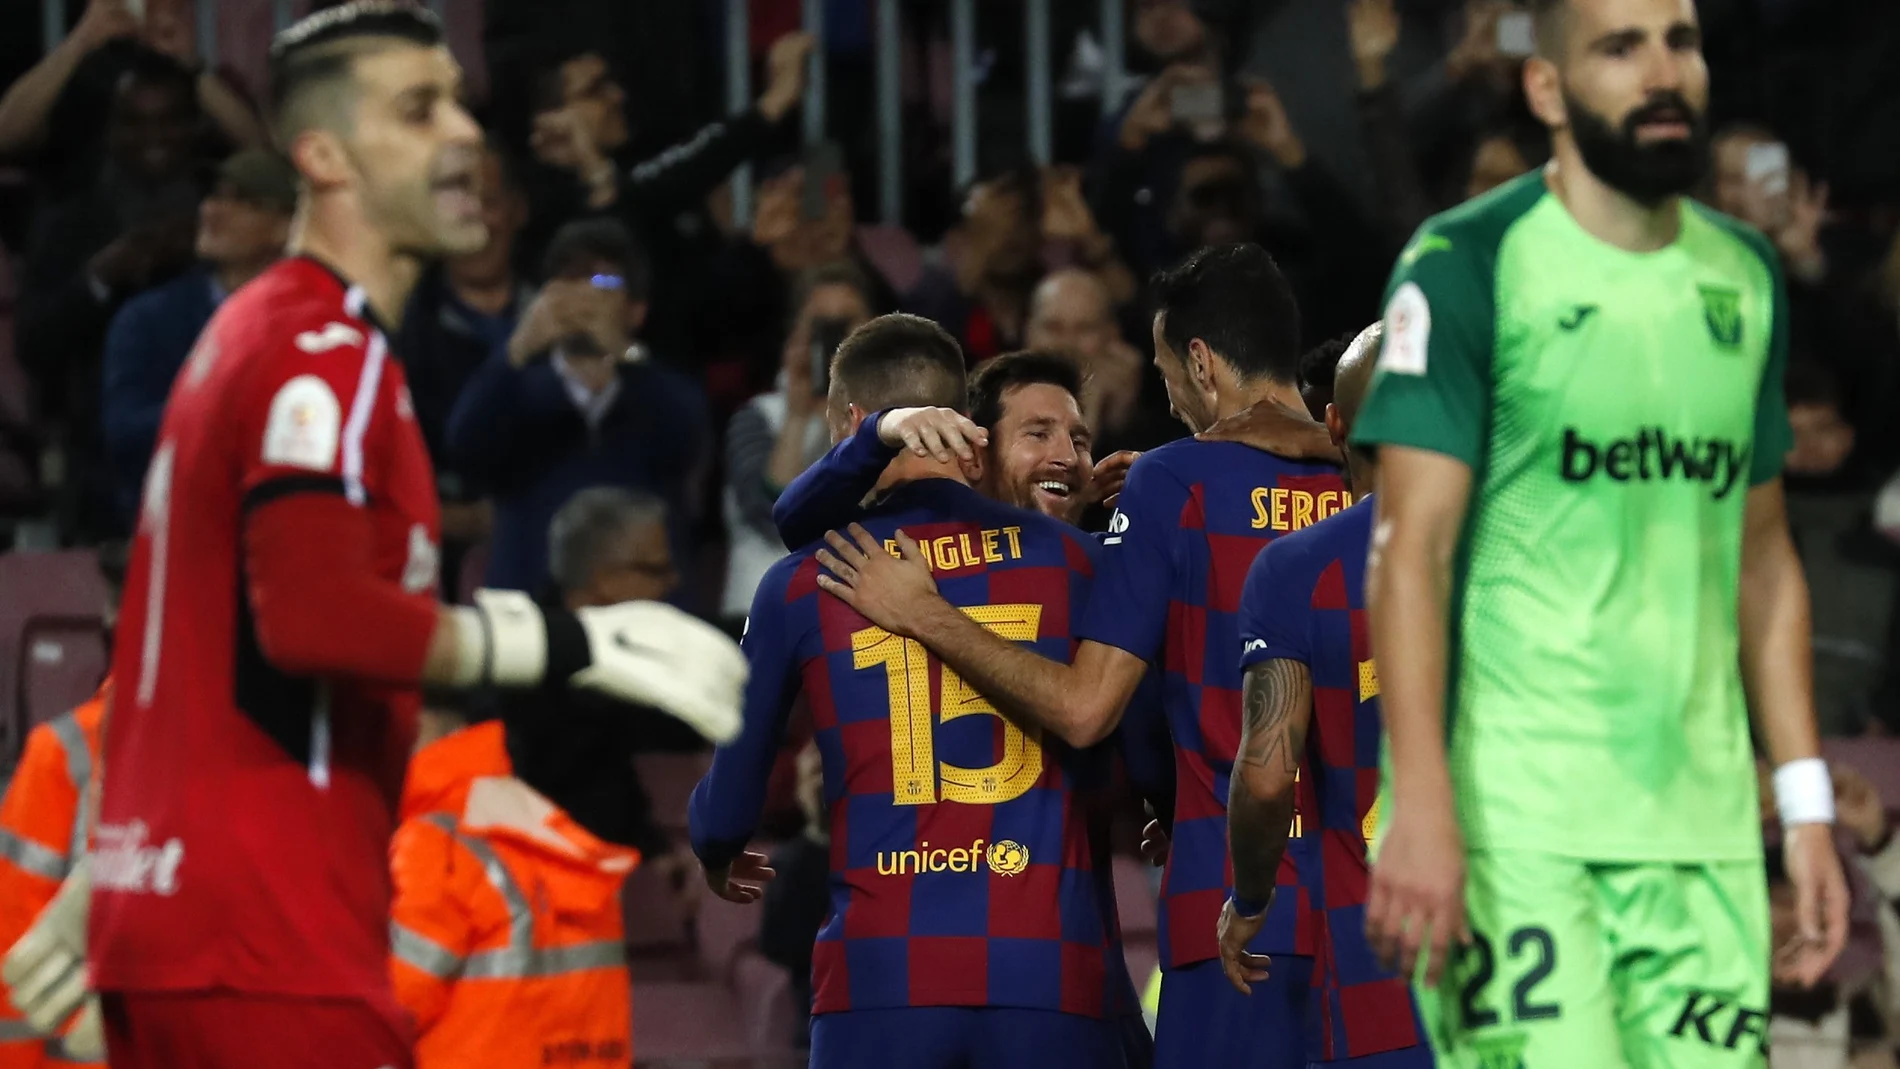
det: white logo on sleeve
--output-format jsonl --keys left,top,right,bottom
{"left": 1243, "top": 638, "right": 1267, "bottom": 654}
{"left": 1104, "top": 510, "right": 1131, "bottom": 546}
{"left": 401, "top": 523, "right": 439, "bottom": 593}
{"left": 295, "top": 322, "right": 365, "bottom": 353}
{"left": 262, "top": 375, "right": 342, "bottom": 472}
{"left": 1380, "top": 282, "right": 1432, "bottom": 375}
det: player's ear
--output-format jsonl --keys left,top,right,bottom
{"left": 1324, "top": 402, "right": 1346, "bottom": 449}
{"left": 846, "top": 402, "right": 871, "bottom": 437}
{"left": 1523, "top": 57, "right": 1566, "bottom": 130}
{"left": 626, "top": 300, "right": 648, "bottom": 336}
{"left": 957, "top": 445, "right": 984, "bottom": 485}
{"left": 1185, "top": 338, "right": 1216, "bottom": 392}
{"left": 288, "top": 128, "right": 353, "bottom": 192}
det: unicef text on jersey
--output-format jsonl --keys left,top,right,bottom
{"left": 1559, "top": 427, "right": 1749, "bottom": 500}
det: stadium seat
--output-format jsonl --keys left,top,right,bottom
{"left": 19, "top": 616, "right": 108, "bottom": 731}
{"left": 624, "top": 863, "right": 693, "bottom": 953}
{"left": 634, "top": 751, "right": 714, "bottom": 836}
{"left": 0, "top": 550, "right": 109, "bottom": 768}
{"left": 694, "top": 893, "right": 762, "bottom": 982}
{"left": 630, "top": 980, "right": 754, "bottom": 1065}
{"left": 1822, "top": 737, "right": 1900, "bottom": 808}
{"left": 1112, "top": 854, "right": 1158, "bottom": 939}
{"left": 731, "top": 950, "right": 799, "bottom": 1051}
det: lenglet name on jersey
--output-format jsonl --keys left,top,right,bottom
{"left": 883, "top": 527, "right": 1025, "bottom": 574}
{"left": 1560, "top": 427, "right": 1748, "bottom": 501}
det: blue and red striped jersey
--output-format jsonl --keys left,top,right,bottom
{"left": 1237, "top": 497, "right": 1421, "bottom": 1061}
{"left": 690, "top": 477, "right": 1134, "bottom": 1018}
{"left": 1077, "top": 439, "right": 1348, "bottom": 968}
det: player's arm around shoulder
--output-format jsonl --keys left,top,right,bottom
{"left": 815, "top": 516, "right": 1145, "bottom": 749}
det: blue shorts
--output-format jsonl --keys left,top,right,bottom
{"left": 1153, "top": 956, "right": 1314, "bottom": 1069}
{"left": 810, "top": 1006, "right": 1128, "bottom": 1069}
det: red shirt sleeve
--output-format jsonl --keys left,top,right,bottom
{"left": 235, "top": 311, "right": 440, "bottom": 683}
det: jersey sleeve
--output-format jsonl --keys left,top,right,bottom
{"left": 689, "top": 561, "right": 808, "bottom": 869}
{"left": 772, "top": 411, "right": 901, "bottom": 550}
{"left": 1349, "top": 229, "right": 1496, "bottom": 468}
{"left": 234, "top": 314, "right": 393, "bottom": 509}
{"left": 230, "top": 312, "right": 439, "bottom": 682}
{"left": 1237, "top": 537, "right": 1312, "bottom": 673}
{"left": 1074, "top": 455, "right": 1190, "bottom": 663}
{"left": 1749, "top": 240, "right": 1794, "bottom": 486}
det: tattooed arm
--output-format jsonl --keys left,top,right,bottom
{"left": 1228, "top": 658, "right": 1313, "bottom": 908}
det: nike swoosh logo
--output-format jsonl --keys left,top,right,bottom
{"left": 1558, "top": 305, "right": 1598, "bottom": 331}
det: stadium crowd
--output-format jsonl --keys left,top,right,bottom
{"left": 0, "top": 0, "right": 1895, "bottom": 1065}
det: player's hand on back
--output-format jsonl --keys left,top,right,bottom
{"left": 1195, "top": 400, "right": 1340, "bottom": 464}
{"left": 704, "top": 850, "right": 777, "bottom": 905}
{"left": 1775, "top": 822, "right": 1851, "bottom": 989}
{"left": 1366, "top": 799, "right": 1467, "bottom": 985}
{"left": 1081, "top": 450, "right": 1139, "bottom": 510}
{"left": 877, "top": 407, "right": 988, "bottom": 464}
{"left": 1138, "top": 817, "right": 1170, "bottom": 866}
{"left": 816, "top": 524, "right": 939, "bottom": 637}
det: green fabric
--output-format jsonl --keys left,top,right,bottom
{"left": 1354, "top": 174, "right": 1791, "bottom": 862}
{"left": 1412, "top": 850, "right": 1768, "bottom": 1069}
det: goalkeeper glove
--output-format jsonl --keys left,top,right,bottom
{"left": 4, "top": 859, "right": 97, "bottom": 1053}
{"left": 450, "top": 592, "right": 747, "bottom": 745}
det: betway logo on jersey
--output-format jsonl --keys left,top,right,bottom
{"left": 1559, "top": 427, "right": 1748, "bottom": 501}
{"left": 92, "top": 820, "right": 184, "bottom": 896}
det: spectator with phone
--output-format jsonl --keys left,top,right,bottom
{"left": 447, "top": 219, "right": 710, "bottom": 603}
{"left": 1710, "top": 125, "right": 1830, "bottom": 286}
{"left": 720, "top": 262, "right": 876, "bottom": 627}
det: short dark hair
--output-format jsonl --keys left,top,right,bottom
{"left": 1150, "top": 243, "right": 1301, "bottom": 384}
{"left": 1296, "top": 334, "right": 1354, "bottom": 420}
{"left": 968, "top": 350, "right": 1085, "bottom": 432}
{"left": 548, "top": 486, "right": 667, "bottom": 593}
{"left": 542, "top": 218, "right": 652, "bottom": 300}
{"left": 830, "top": 314, "right": 968, "bottom": 415}
{"left": 267, "top": 1, "right": 443, "bottom": 144}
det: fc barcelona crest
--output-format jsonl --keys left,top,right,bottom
{"left": 1697, "top": 284, "right": 1744, "bottom": 350}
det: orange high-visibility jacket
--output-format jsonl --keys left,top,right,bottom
{"left": 0, "top": 682, "right": 109, "bottom": 1069}
{"left": 389, "top": 722, "right": 640, "bottom": 1069}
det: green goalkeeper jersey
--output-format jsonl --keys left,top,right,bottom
{"left": 1351, "top": 172, "right": 1792, "bottom": 862}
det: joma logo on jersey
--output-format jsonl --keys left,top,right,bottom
{"left": 1697, "top": 284, "right": 1744, "bottom": 349}
{"left": 1560, "top": 428, "right": 1748, "bottom": 500}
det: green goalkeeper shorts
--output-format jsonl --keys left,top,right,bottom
{"left": 1412, "top": 849, "right": 1769, "bottom": 1069}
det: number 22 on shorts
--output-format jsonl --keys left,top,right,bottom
{"left": 1456, "top": 925, "right": 1562, "bottom": 1030}
{"left": 851, "top": 604, "right": 1044, "bottom": 807}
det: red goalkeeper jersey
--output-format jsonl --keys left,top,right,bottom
{"left": 91, "top": 257, "right": 441, "bottom": 1018}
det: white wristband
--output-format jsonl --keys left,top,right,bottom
{"left": 472, "top": 590, "right": 549, "bottom": 686}
{"left": 1774, "top": 757, "right": 1836, "bottom": 827}
{"left": 443, "top": 607, "right": 487, "bottom": 688}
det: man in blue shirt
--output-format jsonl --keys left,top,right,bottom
{"left": 100, "top": 148, "right": 294, "bottom": 528}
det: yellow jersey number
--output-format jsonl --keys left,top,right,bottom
{"left": 851, "top": 604, "right": 1044, "bottom": 807}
